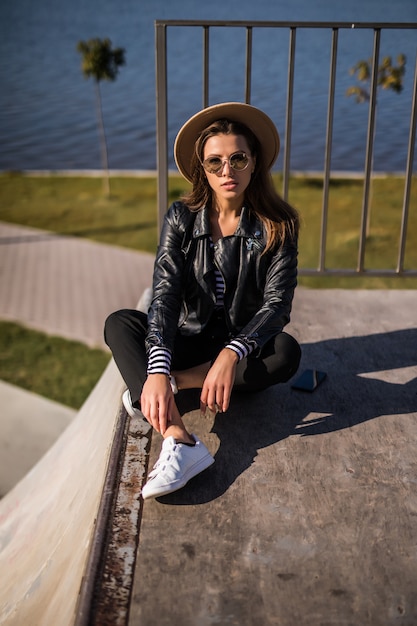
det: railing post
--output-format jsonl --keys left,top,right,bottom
{"left": 357, "top": 28, "right": 381, "bottom": 272}
{"left": 203, "top": 26, "right": 210, "bottom": 108}
{"left": 397, "top": 50, "right": 417, "bottom": 273}
{"left": 283, "top": 27, "right": 296, "bottom": 202}
{"left": 155, "top": 22, "right": 168, "bottom": 233}
{"left": 319, "top": 27, "right": 339, "bottom": 272}
{"left": 245, "top": 27, "right": 253, "bottom": 103}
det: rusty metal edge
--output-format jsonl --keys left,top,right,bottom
{"left": 74, "top": 405, "right": 152, "bottom": 626}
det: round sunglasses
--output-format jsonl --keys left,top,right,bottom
{"left": 202, "top": 151, "right": 250, "bottom": 174}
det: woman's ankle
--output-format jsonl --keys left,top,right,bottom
{"left": 163, "top": 424, "right": 194, "bottom": 445}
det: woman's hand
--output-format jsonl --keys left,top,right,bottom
{"left": 140, "top": 374, "right": 174, "bottom": 435}
{"left": 200, "top": 348, "right": 238, "bottom": 415}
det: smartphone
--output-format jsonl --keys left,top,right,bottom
{"left": 291, "top": 368, "right": 327, "bottom": 392}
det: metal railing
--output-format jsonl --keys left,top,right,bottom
{"left": 155, "top": 20, "right": 417, "bottom": 277}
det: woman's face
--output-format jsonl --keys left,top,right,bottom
{"left": 202, "top": 133, "right": 254, "bottom": 208}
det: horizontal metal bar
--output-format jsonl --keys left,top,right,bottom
{"left": 299, "top": 268, "right": 417, "bottom": 277}
{"left": 155, "top": 20, "right": 417, "bottom": 29}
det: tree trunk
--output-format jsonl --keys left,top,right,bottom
{"left": 95, "top": 80, "right": 110, "bottom": 197}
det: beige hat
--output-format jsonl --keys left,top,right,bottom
{"left": 174, "top": 102, "right": 280, "bottom": 182}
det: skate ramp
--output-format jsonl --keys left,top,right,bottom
{"left": 0, "top": 358, "right": 125, "bottom": 625}
{"left": 0, "top": 223, "right": 155, "bottom": 625}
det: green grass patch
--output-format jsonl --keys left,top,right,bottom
{"left": 0, "top": 321, "right": 110, "bottom": 409}
{"left": 0, "top": 174, "right": 161, "bottom": 254}
{"left": 0, "top": 173, "right": 415, "bottom": 404}
{"left": 0, "top": 172, "right": 416, "bottom": 288}
{"left": 283, "top": 174, "right": 417, "bottom": 288}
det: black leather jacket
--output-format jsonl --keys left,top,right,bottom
{"left": 146, "top": 201, "right": 297, "bottom": 356}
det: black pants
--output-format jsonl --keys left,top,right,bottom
{"left": 104, "top": 308, "right": 301, "bottom": 406}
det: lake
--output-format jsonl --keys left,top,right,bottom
{"left": 0, "top": 0, "right": 416, "bottom": 173}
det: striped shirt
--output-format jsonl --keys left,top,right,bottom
{"left": 214, "top": 267, "right": 224, "bottom": 307}
{"left": 147, "top": 346, "right": 171, "bottom": 376}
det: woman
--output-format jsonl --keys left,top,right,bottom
{"left": 105, "top": 102, "right": 301, "bottom": 500}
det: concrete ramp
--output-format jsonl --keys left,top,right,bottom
{"left": 0, "top": 359, "right": 126, "bottom": 625}
{"left": 0, "top": 223, "right": 155, "bottom": 625}
{"left": 130, "top": 289, "right": 417, "bottom": 626}
{"left": 1, "top": 287, "right": 416, "bottom": 625}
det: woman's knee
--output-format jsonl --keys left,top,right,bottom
{"left": 104, "top": 309, "right": 146, "bottom": 348}
{"left": 238, "top": 332, "right": 301, "bottom": 391}
{"left": 274, "top": 332, "right": 302, "bottom": 380}
{"left": 104, "top": 309, "right": 126, "bottom": 345}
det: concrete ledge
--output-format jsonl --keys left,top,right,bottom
{"left": 129, "top": 288, "right": 417, "bottom": 625}
{"left": 0, "top": 359, "right": 126, "bottom": 625}
{"left": 1, "top": 289, "right": 416, "bottom": 625}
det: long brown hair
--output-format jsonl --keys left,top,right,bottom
{"left": 181, "top": 119, "right": 299, "bottom": 252}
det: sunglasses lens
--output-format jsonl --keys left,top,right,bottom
{"left": 203, "top": 152, "right": 249, "bottom": 173}
{"left": 230, "top": 152, "right": 249, "bottom": 170}
{"left": 203, "top": 157, "right": 223, "bottom": 173}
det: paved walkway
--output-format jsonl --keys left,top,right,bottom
{"left": 1, "top": 220, "right": 417, "bottom": 624}
{"left": 0, "top": 220, "right": 154, "bottom": 494}
{"left": 0, "top": 221, "right": 155, "bottom": 348}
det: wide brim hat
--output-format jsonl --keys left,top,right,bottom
{"left": 174, "top": 102, "right": 280, "bottom": 183}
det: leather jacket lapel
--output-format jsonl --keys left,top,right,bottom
{"left": 190, "top": 207, "right": 216, "bottom": 302}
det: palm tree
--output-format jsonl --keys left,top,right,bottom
{"left": 77, "top": 38, "right": 125, "bottom": 196}
{"left": 346, "top": 54, "right": 406, "bottom": 103}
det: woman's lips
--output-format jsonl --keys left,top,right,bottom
{"left": 221, "top": 180, "right": 238, "bottom": 190}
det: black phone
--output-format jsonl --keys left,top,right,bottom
{"left": 291, "top": 368, "right": 327, "bottom": 392}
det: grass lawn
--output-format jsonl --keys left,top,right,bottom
{"left": 1, "top": 172, "right": 416, "bottom": 289}
{"left": 0, "top": 321, "right": 110, "bottom": 409}
{"left": 288, "top": 175, "right": 417, "bottom": 288}
{"left": 0, "top": 172, "right": 416, "bottom": 406}
{"left": 0, "top": 174, "right": 160, "bottom": 254}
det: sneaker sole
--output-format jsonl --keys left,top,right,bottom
{"left": 142, "top": 452, "right": 215, "bottom": 499}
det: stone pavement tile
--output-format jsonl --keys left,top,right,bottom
{"left": 0, "top": 221, "right": 155, "bottom": 348}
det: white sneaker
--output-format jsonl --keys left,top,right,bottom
{"left": 142, "top": 435, "right": 214, "bottom": 499}
{"left": 122, "top": 389, "right": 142, "bottom": 418}
{"left": 122, "top": 380, "right": 177, "bottom": 419}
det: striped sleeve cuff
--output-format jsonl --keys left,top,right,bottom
{"left": 225, "top": 338, "right": 256, "bottom": 361}
{"left": 147, "top": 346, "right": 172, "bottom": 376}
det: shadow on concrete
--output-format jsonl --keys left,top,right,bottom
{"left": 159, "top": 327, "right": 417, "bottom": 505}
